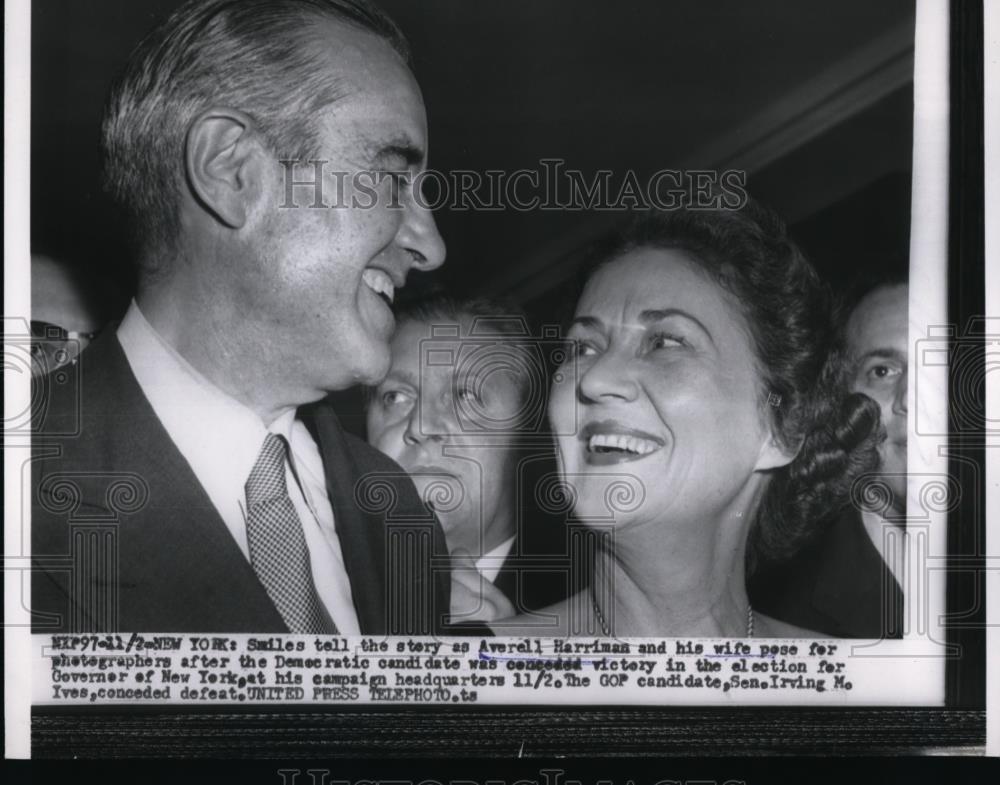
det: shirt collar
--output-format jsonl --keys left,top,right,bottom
{"left": 117, "top": 300, "right": 283, "bottom": 505}
{"left": 475, "top": 535, "right": 516, "bottom": 583}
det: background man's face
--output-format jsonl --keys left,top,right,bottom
{"left": 241, "top": 22, "right": 445, "bottom": 395}
{"left": 846, "top": 283, "right": 908, "bottom": 513}
{"left": 367, "top": 318, "right": 524, "bottom": 556}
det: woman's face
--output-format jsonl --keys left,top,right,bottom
{"left": 549, "top": 248, "right": 792, "bottom": 532}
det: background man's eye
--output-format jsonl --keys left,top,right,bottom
{"left": 456, "top": 387, "right": 482, "bottom": 405}
{"left": 868, "top": 364, "right": 901, "bottom": 381}
{"left": 381, "top": 390, "right": 412, "bottom": 407}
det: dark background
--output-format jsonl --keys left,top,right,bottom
{"left": 30, "top": 0, "right": 918, "bottom": 560}
{"left": 32, "top": 0, "right": 915, "bottom": 323}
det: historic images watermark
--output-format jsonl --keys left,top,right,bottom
{"left": 279, "top": 159, "right": 748, "bottom": 212}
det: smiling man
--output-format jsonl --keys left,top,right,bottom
{"left": 31, "top": 0, "right": 448, "bottom": 634}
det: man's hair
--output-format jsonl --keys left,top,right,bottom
{"left": 368, "top": 294, "right": 546, "bottom": 428}
{"left": 836, "top": 268, "right": 909, "bottom": 340}
{"left": 101, "top": 0, "right": 409, "bottom": 274}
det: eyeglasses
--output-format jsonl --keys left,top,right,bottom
{"left": 29, "top": 320, "right": 100, "bottom": 376}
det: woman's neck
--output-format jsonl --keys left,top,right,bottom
{"left": 589, "top": 512, "right": 752, "bottom": 638}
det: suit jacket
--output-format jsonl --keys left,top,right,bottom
{"left": 749, "top": 507, "right": 904, "bottom": 638}
{"left": 30, "top": 331, "right": 450, "bottom": 634}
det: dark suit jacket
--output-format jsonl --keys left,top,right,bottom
{"left": 749, "top": 507, "right": 904, "bottom": 638}
{"left": 30, "top": 331, "right": 450, "bottom": 634}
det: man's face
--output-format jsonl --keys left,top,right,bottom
{"left": 846, "top": 283, "right": 908, "bottom": 514}
{"left": 241, "top": 22, "right": 445, "bottom": 396}
{"left": 366, "top": 318, "right": 524, "bottom": 556}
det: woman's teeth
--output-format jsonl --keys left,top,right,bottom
{"left": 362, "top": 268, "right": 395, "bottom": 305}
{"left": 587, "top": 433, "right": 660, "bottom": 455}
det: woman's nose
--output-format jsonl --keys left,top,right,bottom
{"left": 577, "top": 351, "right": 639, "bottom": 403}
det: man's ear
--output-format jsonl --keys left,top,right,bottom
{"left": 754, "top": 431, "right": 800, "bottom": 472}
{"left": 184, "top": 108, "right": 263, "bottom": 229}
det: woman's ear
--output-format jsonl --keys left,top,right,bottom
{"left": 184, "top": 107, "right": 262, "bottom": 229}
{"left": 754, "top": 431, "right": 801, "bottom": 472}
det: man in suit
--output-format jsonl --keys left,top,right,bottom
{"left": 751, "top": 279, "right": 908, "bottom": 637}
{"left": 31, "top": 0, "right": 449, "bottom": 635}
{"left": 365, "top": 296, "right": 568, "bottom": 620}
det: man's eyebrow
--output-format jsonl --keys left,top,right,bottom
{"left": 369, "top": 139, "right": 425, "bottom": 168}
{"left": 380, "top": 368, "right": 419, "bottom": 388}
{"left": 858, "top": 348, "right": 907, "bottom": 363}
{"left": 638, "top": 308, "right": 714, "bottom": 343}
{"left": 569, "top": 315, "right": 603, "bottom": 330}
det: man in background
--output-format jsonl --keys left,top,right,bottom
{"left": 31, "top": 0, "right": 448, "bottom": 634}
{"left": 366, "top": 295, "right": 567, "bottom": 620}
{"left": 752, "top": 277, "right": 908, "bottom": 638}
{"left": 30, "top": 253, "right": 115, "bottom": 376}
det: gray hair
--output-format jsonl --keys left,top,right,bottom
{"left": 101, "top": 0, "right": 409, "bottom": 275}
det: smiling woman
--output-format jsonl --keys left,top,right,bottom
{"left": 496, "top": 200, "right": 883, "bottom": 638}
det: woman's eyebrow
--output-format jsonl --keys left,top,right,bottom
{"left": 638, "top": 308, "right": 714, "bottom": 344}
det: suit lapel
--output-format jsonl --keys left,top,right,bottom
{"left": 305, "top": 402, "right": 387, "bottom": 634}
{"left": 69, "top": 333, "right": 287, "bottom": 631}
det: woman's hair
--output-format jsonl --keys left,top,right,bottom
{"left": 584, "top": 200, "right": 882, "bottom": 571}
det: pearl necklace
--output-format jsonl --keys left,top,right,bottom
{"left": 591, "top": 591, "right": 754, "bottom": 637}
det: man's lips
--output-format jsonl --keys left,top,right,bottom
{"left": 407, "top": 463, "right": 458, "bottom": 479}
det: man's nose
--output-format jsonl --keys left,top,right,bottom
{"left": 396, "top": 189, "right": 446, "bottom": 272}
{"left": 892, "top": 370, "right": 908, "bottom": 416}
{"left": 403, "top": 402, "right": 451, "bottom": 445}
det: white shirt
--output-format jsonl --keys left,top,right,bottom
{"left": 117, "top": 302, "right": 360, "bottom": 633}
{"left": 860, "top": 508, "right": 906, "bottom": 592}
{"left": 475, "top": 535, "right": 515, "bottom": 583}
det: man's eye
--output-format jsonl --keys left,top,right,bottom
{"left": 867, "top": 364, "right": 902, "bottom": 382}
{"left": 385, "top": 171, "right": 412, "bottom": 190}
{"left": 572, "top": 339, "right": 598, "bottom": 358}
{"left": 381, "top": 390, "right": 413, "bottom": 407}
{"left": 456, "top": 387, "right": 482, "bottom": 405}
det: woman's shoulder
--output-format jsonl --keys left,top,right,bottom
{"left": 754, "top": 610, "right": 825, "bottom": 638}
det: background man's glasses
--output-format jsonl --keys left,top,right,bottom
{"left": 29, "top": 320, "right": 99, "bottom": 376}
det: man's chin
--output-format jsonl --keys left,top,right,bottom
{"left": 347, "top": 341, "right": 391, "bottom": 387}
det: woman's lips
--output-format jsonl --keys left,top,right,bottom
{"left": 579, "top": 420, "right": 665, "bottom": 466}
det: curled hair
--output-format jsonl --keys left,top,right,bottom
{"left": 101, "top": 0, "right": 409, "bottom": 273}
{"left": 590, "top": 201, "right": 882, "bottom": 569}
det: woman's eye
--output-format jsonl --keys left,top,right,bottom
{"left": 649, "top": 332, "right": 685, "bottom": 350}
